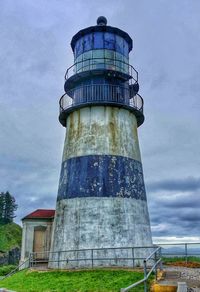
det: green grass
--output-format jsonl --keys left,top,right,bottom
{"left": 162, "top": 256, "right": 200, "bottom": 263}
{"left": 0, "top": 223, "right": 22, "bottom": 252}
{"left": 0, "top": 269, "right": 153, "bottom": 292}
{"left": 0, "top": 265, "right": 16, "bottom": 276}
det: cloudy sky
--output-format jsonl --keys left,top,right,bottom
{"left": 0, "top": 0, "right": 200, "bottom": 243}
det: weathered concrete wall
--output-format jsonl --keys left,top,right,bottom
{"left": 63, "top": 106, "right": 141, "bottom": 161}
{"left": 52, "top": 197, "right": 151, "bottom": 250}
{"left": 50, "top": 197, "right": 152, "bottom": 268}
{"left": 50, "top": 106, "right": 152, "bottom": 268}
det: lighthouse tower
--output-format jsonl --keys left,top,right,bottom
{"left": 50, "top": 17, "right": 152, "bottom": 268}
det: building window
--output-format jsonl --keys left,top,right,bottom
{"left": 94, "top": 32, "right": 104, "bottom": 49}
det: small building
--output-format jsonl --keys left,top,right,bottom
{"left": 20, "top": 209, "right": 55, "bottom": 263}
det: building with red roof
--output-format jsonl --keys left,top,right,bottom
{"left": 20, "top": 209, "right": 55, "bottom": 264}
{"left": 22, "top": 209, "right": 55, "bottom": 220}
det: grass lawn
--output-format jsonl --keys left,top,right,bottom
{"left": 0, "top": 269, "right": 153, "bottom": 292}
{"left": 162, "top": 256, "right": 200, "bottom": 267}
{"left": 163, "top": 256, "right": 200, "bottom": 263}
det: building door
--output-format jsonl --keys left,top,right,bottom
{"left": 33, "top": 227, "right": 46, "bottom": 259}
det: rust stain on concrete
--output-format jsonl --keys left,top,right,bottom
{"left": 63, "top": 106, "right": 141, "bottom": 162}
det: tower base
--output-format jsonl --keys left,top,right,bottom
{"left": 49, "top": 197, "right": 152, "bottom": 269}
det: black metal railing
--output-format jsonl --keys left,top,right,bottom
{"left": 59, "top": 84, "right": 143, "bottom": 114}
{"left": 120, "top": 246, "right": 162, "bottom": 292}
{"left": 158, "top": 242, "right": 200, "bottom": 264}
{"left": 30, "top": 246, "right": 156, "bottom": 269}
{"left": 65, "top": 57, "right": 138, "bottom": 84}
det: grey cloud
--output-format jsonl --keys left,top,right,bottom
{"left": 0, "top": 0, "right": 200, "bottom": 239}
{"left": 147, "top": 177, "right": 200, "bottom": 193}
{"left": 148, "top": 191, "right": 200, "bottom": 237}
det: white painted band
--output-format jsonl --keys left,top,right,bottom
{"left": 63, "top": 106, "right": 142, "bottom": 162}
{"left": 51, "top": 197, "right": 152, "bottom": 252}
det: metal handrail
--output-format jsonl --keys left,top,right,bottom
{"left": 64, "top": 57, "right": 138, "bottom": 84}
{"left": 157, "top": 242, "right": 200, "bottom": 264}
{"left": 30, "top": 246, "right": 156, "bottom": 269}
{"left": 0, "top": 257, "right": 30, "bottom": 281}
{"left": 145, "top": 246, "right": 160, "bottom": 261}
{"left": 120, "top": 246, "right": 162, "bottom": 292}
{"left": 158, "top": 242, "right": 200, "bottom": 245}
{"left": 59, "top": 84, "right": 143, "bottom": 114}
{"left": 31, "top": 245, "right": 154, "bottom": 254}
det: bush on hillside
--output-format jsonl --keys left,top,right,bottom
{"left": 0, "top": 265, "right": 16, "bottom": 276}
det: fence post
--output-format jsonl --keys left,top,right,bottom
{"left": 132, "top": 248, "right": 135, "bottom": 268}
{"left": 154, "top": 251, "right": 157, "bottom": 281}
{"left": 159, "top": 247, "right": 163, "bottom": 270}
{"left": 91, "top": 249, "right": 94, "bottom": 269}
{"left": 32, "top": 253, "right": 35, "bottom": 267}
{"left": 144, "top": 260, "right": 147, "bottom": 292}
{"left": 58, "top": 251, "right": 61, "bottom": 269}
{"left": 185, "top": 244, "right": 188, "bottom": 264}
{"left": 29, "top": 253, "right": 32, "bottom": 268}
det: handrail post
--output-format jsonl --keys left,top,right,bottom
{"left": 58, "top": 251, "right": 61, "bottom": 269}
{"left": 159, "top": 247, "right": 163, "bottom": 270}
{"left": 91, "top": 249, "right": 94, "bottom": 269}
{"left": 32, "top": 253, "right": 34, "bottom": 267}
{"left": 144, "top": 260, "right": 147, "bottom": 292}
{"left": 29, "top": 253, "right": 32, "bottom": 268}
{"left": 154, "top": 250, "right": 158, "bottom": 281}
{"left": 132, "top": 248, "right": 135, "bottom": 268}
{"left": 185, "top": 243, "right": 188, "bottom": 264}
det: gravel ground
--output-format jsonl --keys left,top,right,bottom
{"left": 164, "top": 266, "right": 200, "bottom": 291}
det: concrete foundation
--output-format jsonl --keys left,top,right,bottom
{"left": 49, "top": 197, "right": 152, "bottom": 268}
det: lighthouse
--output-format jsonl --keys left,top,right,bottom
{"left": 50, "top": 17, "right": 152, "bottom": 268}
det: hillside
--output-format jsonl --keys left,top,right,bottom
{"left": 0, "top": 223, "right": 22, "bottom": 252}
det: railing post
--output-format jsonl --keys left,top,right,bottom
{"left": 31, "top": 253, "right": 33, "bottom": 268}
{"left": 185, "top": 243, "right": 188, "bottom": 264}
{"left": 29, "top": 253, "right": 32, "bottom": 268}
{"left": 132, "top": 248, "right": 135, "bottom": 268}
{"left": 154, "top": 250, "right": 158, "bottom": 281}
{"left": 144, "top": 260, "right": 147, "bottom": 292}
{"left": 91, "top": 249, "right": 94, "bottom": 269}
{"left": 159, "top": 247, "right": 163, "bottom": 270}
{"left": 32, "top": 253, "right": 34, "bottom": 267}
{"left": 58, "top": 251, "right": 61, "bottom": 269}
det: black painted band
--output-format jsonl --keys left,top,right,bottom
{"left": 57, "top": 155, "right": 146, "bottom": 201}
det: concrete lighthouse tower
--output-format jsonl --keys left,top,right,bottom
{"left": 50, "top": 17, "right": 152, "bottom": 268}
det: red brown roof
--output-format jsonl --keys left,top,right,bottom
{"left": 22, "top": 209, "right": 55, "bottom": 220}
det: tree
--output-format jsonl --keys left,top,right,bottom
{"left": 0, "top": 192, "right": 18, "bottom": 224}
{"left": 0, "top": 193, "right": 4, "bottom": 224}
